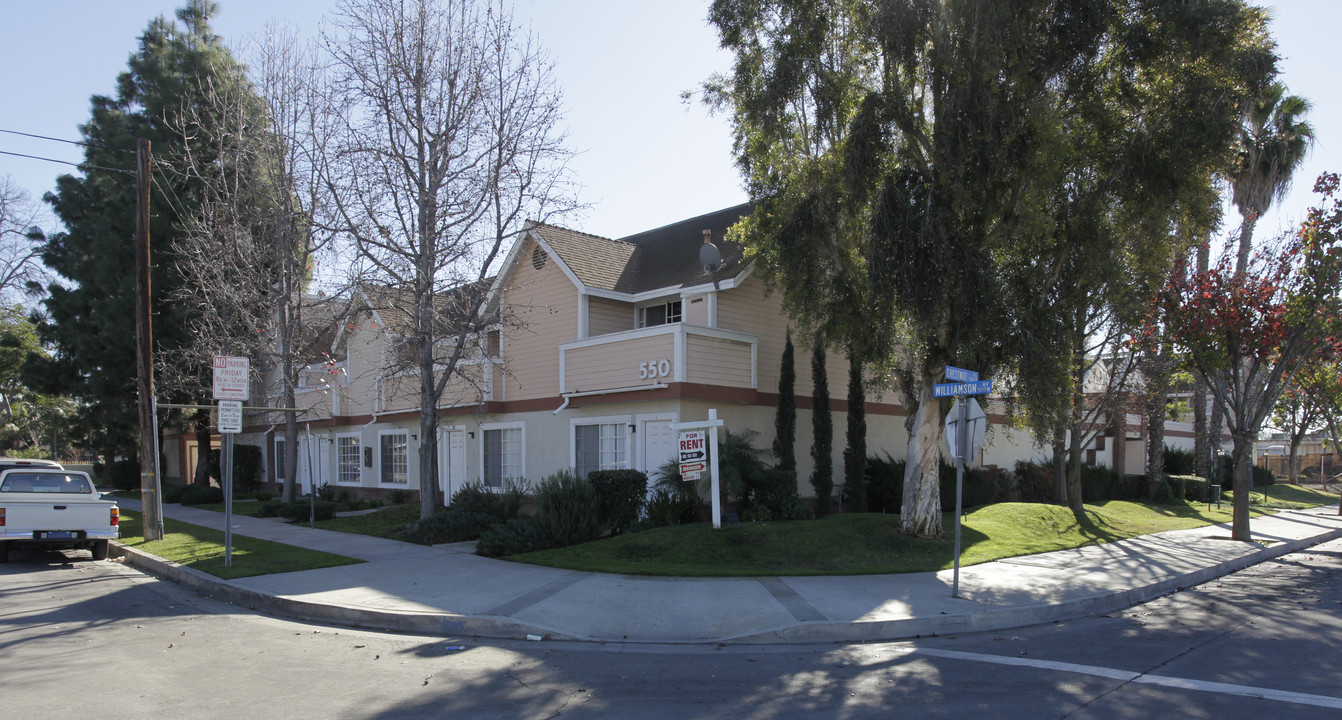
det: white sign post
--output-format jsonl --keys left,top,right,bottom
{"left": 671, "top": 409, "right": 726, "bottom": 529}
{"left": 212, "top": 356, "right": 250, "bottom": 401}
{"left": 934, "top": 374, "right": 993, "bottom": 598}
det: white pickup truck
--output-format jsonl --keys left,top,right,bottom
{"left": 0, "top": 468, "right": 119, "bottom": 562}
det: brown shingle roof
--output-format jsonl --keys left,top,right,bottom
{"left": 531, "top": 203, "right": 751, "bottom": 295}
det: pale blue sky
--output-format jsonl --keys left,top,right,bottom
{"left": 1, "top": 1, "right": 1336, "bottom": 245}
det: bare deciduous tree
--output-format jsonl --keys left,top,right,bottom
{"left": 0, "top": 176, "right": 49, "bottom": 305}
{"left": 324, "top": 0, "right": 579, "bottom": 518}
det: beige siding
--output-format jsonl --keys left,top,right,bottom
{"left": 685, "top": 334, "right": 752, "bottom": 388}
{"left": 683, "top": 294, "right": 710, "bottom": 325}
{"left": 564, "top": 333, "right": 674, "bottom": 392}
{"left": 588, "top": 296, "right": 634, "bottom": 336}
{"left": 379, "top": 364, "right": 486, "bottom": 413}
{"left": 501, "top": 237, "right": 580, "bottom": 400}
{"left": 342, "top": 322, "right": 384, "bottom": 415}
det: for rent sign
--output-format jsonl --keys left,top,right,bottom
{"left": 678, "top": 430, "right": 708, "bottom": 480}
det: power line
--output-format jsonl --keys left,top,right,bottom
{"left": 0, "top": 148, "right": 135, "bottom": 176}
{"left": 0, "top": 127, "right": 131, "bottom": 154}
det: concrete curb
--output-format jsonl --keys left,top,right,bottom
{"left": 727, "top": 523, "right": 1342, "bottom": 644}
{"left": 110, "top": 507, "right": 1342, "bottom": 646}
{"left": 110, "top": 544, "right": 574, "bottom": 642}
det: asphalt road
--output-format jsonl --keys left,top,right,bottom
{"left": 2, "top": 539, "right": 1340, "bottom": 719}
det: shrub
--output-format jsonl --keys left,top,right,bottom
{"left": 588, "top": 469, "right": 648, "bottom": 535}
{"left": 644, "top": 485, "right": 698, "bottom": 528}
{"left": 415, "top": 508, "right": 500, "bottom": 544}
{"left": 533, "top": 470, "right": 603, "bottom": 548}
{"left": 276, "top": 500, "right": 338, "bottom": 523}
{"left": 386, "top": 489, "right": 413, "bottom": 505}
{"left": 1079, "top": 463, "right": 1129, "bottom": 501}
{"left": 1163, "top": 445, "right": 1196, "bottom": 476}
{"left": 1215, "top": 456, "right": 1277, "bottom": 489}
{"left": 178, "top": 484, "right": 224, "bottom": 506}
{"left": 1167, "top": 474, "right": 1210, "bottom": 502}
{"left": 451, "top": 479, "right": 528, "bottom": 521}
{"left": 110, "top": 460, "right": 140, "bottom": 492}
{"left": 865, "top": 453, "right": 904, "bottom": 514}
{"left": 250, "top": 490, "right": 275, "bottom": 501}
{"left": 208, "top": 444, "right": 264, "bottom": 493}
{"left": 713, "top": 429, "right": 771, "bottom": 509}
{"left": 476, "top": 517, "right": 554, "bottom": 557}
{"left": 162, "top": 483, "right": 185, "bottom": 503}
{"left": 255, "top": 499, "right": 284, "bottom": 518}
{"left": 748, "top": 466, "right": 798, "bottom": 514}
{"left": 1013, "top": 460, "right": 1055, "bottom": 504}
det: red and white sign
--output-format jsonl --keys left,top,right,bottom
{"left": 212, "top": 356, "right": 250, "bottom": 401}
{"left": 678, "top": 430, "right": 707, "bottom": 480}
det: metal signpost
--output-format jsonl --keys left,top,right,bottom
{"left": 213, "top": 356, "right": 248, "bottom": 568}
{"left": 935, "top": 371, "right": 992, "bottom": 598}
{"left": 671, "top": 409, "right": 725, "bottom": 529}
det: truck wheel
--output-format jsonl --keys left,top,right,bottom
{"left": 90, "top": 540, "right": 109, "bottom": 561}
{"left": 0, "top": 542, "right": 9, "bottom": 563}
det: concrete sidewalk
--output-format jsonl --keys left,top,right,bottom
{"left": 111, "top": 499, "right": 1342, "bottom": 645}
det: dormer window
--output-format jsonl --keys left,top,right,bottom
{"left": 637, "top": 300, "right": 682, "bottom": 328}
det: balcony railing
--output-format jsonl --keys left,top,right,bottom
{"left": 558, "top": 324, "right": 757, "bottom": 394}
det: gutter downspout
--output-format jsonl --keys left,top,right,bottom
{"left": 553, "top": 383, "right": 669, "bottom": 414}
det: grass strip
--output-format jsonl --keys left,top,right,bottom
{"left": 510, "top": 486, "right": 1337, "bottom": 577}
{"left": 313, "top": 503, "right": 421, "bottom": 538}
{"left": 117, "top": 510, "right": 363, "bottom": 580}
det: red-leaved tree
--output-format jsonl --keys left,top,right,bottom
{"left": 1161, "top": 173, "right": 1342, "bottom": 540}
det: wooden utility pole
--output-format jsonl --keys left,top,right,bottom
{"left": 134, "top": 138, "right": 163, "bottom": 540}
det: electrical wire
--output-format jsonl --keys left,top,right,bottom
{"left": 0, "top": 127, "right": 132, "bottom": 154}
{"left": 0, "top": 148, "right": 134, "bottom": 176}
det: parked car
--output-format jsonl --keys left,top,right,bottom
{"left": 0, "top": 468, "right": 118, "bottom": 562}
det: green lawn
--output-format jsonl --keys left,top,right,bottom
{"left": 313, "top": 503, "right": 421, "bottom": 538}
{"left": 187, "top": 500, "right": 268, "bottom": 516}
{"left": 509, "top": 486, "right": 1338, "bottom": 577}
{"left": 117, "top": 510, "right": 363, "bottom": 580}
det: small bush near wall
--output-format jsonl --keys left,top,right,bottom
{"left": 178, "top": 484, "right": 224, "bottom": 506}
{"left": 644, "top": 486, "right": 698, "bottom": 527}
{"left": 533, "top": 470, "right": 602, "bottom": 548}
{"left": 1166, "top": 474, "right": 1211, "bottom": 502}
{"left": 476, "top": 517, "right": 553, "bottom": 557}
{"left": 415, "top": 509, "right": 500, "bottom": 544}
{"left": 276, "top": 500, "right": 338, "bottom": 522}
{"left": 162, "top": 484, "right": 185, "bottom": 503}
{"left": 865, "top": 454, "right": 904, "bottom": 514}
{"left": 1013, "top": 460, "right": 1055, "bottom": 504}
{"left": 110, "top": 460, "right": 140, "bottom": 492}
{"left": 588, "top": 469, "right": 648, "bottom": 535}
{"left": 1164, "top": 446, "right": 1195, "bottom": 476}
{"left": 451, "top": 479, "right": 527, "bottom": 520}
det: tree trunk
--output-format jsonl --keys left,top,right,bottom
{"left": 899, "top": 368, "right": 944, "bottom": 539}
{"left": 1230, "top": 433, "right": 1254, "bottom": 540}
{"left": 193, "top": 410, "right": 213, "bottom": 487}
{"left": 1236, "top": 213, "right": 1259, "bottom": 276}
{"left": 1287, "top": 436, "right": 1303, "bottom": 485}
{"left": 1193, "top": 242, "right": 1211, "bottom": 482}
{"left": 1067, "top": 419, "right": 1085, "bottom": 514}
{"left": 1145, "top": 383, "right": 1166, "bottom": 500}
{"left": 1051, "top": 425, "right": 1067, "bottom": 506}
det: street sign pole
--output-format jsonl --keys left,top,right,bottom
{"left": 953, "top": 393, "right": 968, "bottom": 598}
{"left": 223, "top": 431, "right": 234, "bottom": 567}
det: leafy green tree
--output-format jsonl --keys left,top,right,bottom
{"left": 773, "top": 330, "right": 796, "bottom": 480}
{"left": 0, "top": 305, "right": 76, "bottom": 456}
{"left": 33, "top": 1, "right": 259, "bottom": 471}
{"left": 810, "top": 336, "right": 832, "bottom": 515}
{"left": 710, "top": 0, "right": 1275, "bottom": 537}
{"left": 1231, "top": 82, "right": 1315, "bottom": 274}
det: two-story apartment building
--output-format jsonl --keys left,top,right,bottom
{"left": 163, "top": 204, "right": 1209, "bottom": 501}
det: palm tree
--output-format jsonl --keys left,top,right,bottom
{"left": 1230, "top": 82, "right": 1315, "bottom": 274}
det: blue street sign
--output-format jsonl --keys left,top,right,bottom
{"left": 944, "top": 366, "right": 978, "bottom": 382}
{"left": 933, "top": 379, "right": 993, "bottom": 398}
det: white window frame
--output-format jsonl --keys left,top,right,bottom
{"left": 377, "top": 430, "right": 409, "bottom": 486}
{"left": 570, "top": 414, "right": 632, "bottom": 477}
{"left": 636, "top": 298, "right": 683, "bottom": 328}
{"left": 335, "top": 433, "right": 362, "bottom": 485}
{"left": 273, "top": 437, "right": 287, "bottom": 482}
{"left": 480, "top": 422, "right": 525, "bottom": 488}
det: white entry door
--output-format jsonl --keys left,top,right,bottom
{"left": 639, "top": 417, "right": 678, "bottom": 498}
{"left": 297, "top": 433, "right": 330, "bottom": 495}
{"left": 439, "top": 428, "right": 467, "bottom": 504}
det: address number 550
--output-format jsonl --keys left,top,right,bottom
{"left": 639, "top": 359, "right": 671, "bottom": 379}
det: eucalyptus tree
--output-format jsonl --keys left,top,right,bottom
{"left": 1230, "top": 82, "right": 1315, "bottom": 274}
{"left": 711, "top": 0, "right": 1276, "bottom": 537}
{"left": 324, "top": 0, "right": 579, "bottom": 518}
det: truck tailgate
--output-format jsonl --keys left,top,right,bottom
{"left": 1, "top": 500, "right": 117, "bottom": 539}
